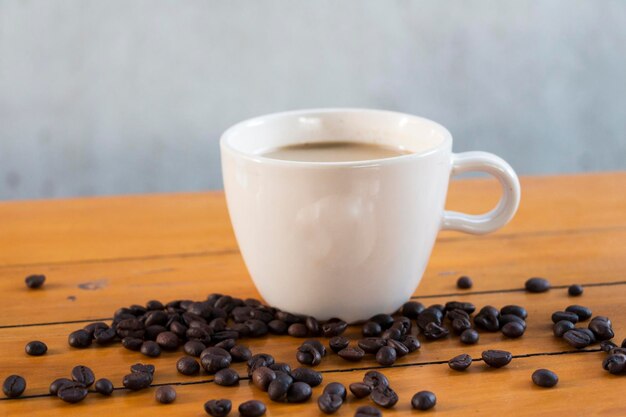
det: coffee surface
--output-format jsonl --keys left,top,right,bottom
{"left": 261, "top": 141, "right": 411, "bottom": 162}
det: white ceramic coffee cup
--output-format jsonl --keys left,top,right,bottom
{"left": 221, "top": 109, "right": 520, "bottom": 322}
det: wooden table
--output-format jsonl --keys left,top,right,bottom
{"left": 1, "top": 172, "right": 625, "bottom": 416}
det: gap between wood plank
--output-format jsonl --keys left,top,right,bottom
{"left": 0, "top": 348, "right": 602, "bottom": 402}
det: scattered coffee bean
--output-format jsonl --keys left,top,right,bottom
{"left": 123, "top": 372, "right": 152, "bottom": 390}
{"left": 338, "top": 346, "right": 365, "bottom": 362}
{"left": 322, "top": 320, "right": 348, "bottom": 337}
{"left": 302, "top": 339, "right": 326, "bottom": 357}
{"left": 502, "top": 321, "right": 526, "bottom": 338}
{"left": 94, "top": 378, "right": 113, "bottom": 395}
{"left": 602, "top": 354, "right": 626, "bottom": 375}
{"left": 288, "top": 323, "right": 308, "bottom": 338}
{"left": 376, "top": 346, "right": 397, "bottom": 366}
{"left": 287, "top": 381, "right": 312, "bottom": 403}
{"left": 387, "top": 339, "right": 409, "bottom": 357}
{"left": 49, "top": 378, "right": 73, "bottom": 395}
{"left": 3, "top": 375, "right": 26, "bottom": 398}
{"left": 358, "top": 337, "right": 386, "bottom": 354}
{"left": 268, "top": 378, "right": 290, "bottom": 402}
{"left": 71, "top": 365, "right": 95, "bottom": 387}
{"left": 423, "top": 322, "right": 449, "bottom": 340}
{"left": 25, "top": 340, "right": 47, "bottom": 356}
{"left": 349, "top": 382, "right": 372, "bottom": 398}
{"left": 563, "top": 329, "right": 592, "bottom": 349}
{"left": 411, "top": 390, "right": 437, "bottom": 411}
{"left": 354, "top": 405, "right": 382, "bottom": 417}
{"left": 448, "top": 353, "right": 472, "bottom": 371}
{"left": 501, "top": 305, "right": 528, "bottom": 319}
{"left": 452, "top": 317, "right": 472, "bottom": 334}
{"left": 214, "top": 368, "right": 240, "bottom": 386}
{"left": 57, "top": 381, "right": 88, "bottom": 403}
{"left": 68, "top": 329, "right": 92, "bottom": 348}
{"left": 600, "top": 340, "right": 618, "bottom": 353}
{"left": 532, "top": 369, "right": 559, "bottom": 387}
{"left": 363, "top": 371, "right": 389, "bottom": 389}
{"left": 370, "top": 314, "right": 394, "bottom": 329}
{"left": 568, "top": 284, "right": 583, "bottom": 296}
{"left": 122, "top": 337, "right": 144, "bottom": 351}
{"left": 460, "top": 328, "right": 479, "bottom": 344}
{"left": 499, "top": 314, "right": 527, "bottom": 329}
{"left": 305, "top": 317, "right": 320, "bottom": 335}
{"left": 401, "top": 301, "right": 425, "bottom": 319}
{"left": 370, "top": 385, "right": 398, "bottom": 408}
{"left": 447, "top": 308, "right": 469, "bottom": 322}
{"left": 215, "top": 338, "right": 237, "bottom": 351}
{"left": 155, "top": 385, "right": 176, "bottom": 404}
{"left": 25, "top": 274, "right": 46, "bottom": 289}
{"left": 230, "top": 344, "right": 252, "bottom": 362}
{"left": 457, "top": 275, "right": 473, "bottom": 289}
{"left": 482, "top": 350, "right": 512, "bottom": 368}
{"left": 445, "top": 301, "right": 476, "bottom": 315}
{"left": 588, "top": 316, "right": 614, "bottom": 341}
{"left": 155, "top": 331, "right": 179, "bottom": 350}
{"left": 525, "top": 277, "right": 550, "bottom": 293}
{"left": 417, "top": 307, "right": 443, "bottom": 330}
{"left": 361, "top": 321, "right": 382, "bottom": 337}
{"left": 269, "top": 362, "right": 291, "bottom": 374}
{"left": 274, "top": 370, "right": 294, "bottom": 386}
{"left": 268, "top": 320, "right": 288, "bottom": 335}
{"left": 94, "top": 327, "right": 117, "bottom": 345}
{"left": 329, "top": 336, "right": 350, "bottom": 353}
{"left": 553, "top": 318, "right": 575, "bottom": 337}
{"left": 201, "top": 347, "right": 232, "bottom": 374}
{"left": 296, "top": 343, "right": 322, "bottom": 366}
{"left": 318, "top": 392, "right": 343, "bottom": 414}
{"left": 402, "top": 335, "right": 421, "bottom": 352}
{"left": 474, "top": 312, "right": 500, "bottom": 332}
{"left": 183, "top": 340, "right": 206, "bottom": 357}
{"left": 551, "top": 311, "right": 579, "bottom": 324}
{"left": 323, "top": 382, "right": 347, "bottom": 401}
{"left": 204, "top": 399, "right": 232, "bottom": 417}
{"left": 140, "top": 341, "right": 161, "bottom": 357}
{"left": 252, "top": 367, "right": 276, "bottom": 391}
{"left": 130, "top": 363, "right": 155, "bottom": 375}
{"left": 565, "top": 305, "right": 592, "bottom": 321}
{"left": 291, "top": 367, "right": 323, "bottom": 387}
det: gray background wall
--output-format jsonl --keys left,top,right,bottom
{"left": 1, "top": 0, "right": 625, "bottom": 200}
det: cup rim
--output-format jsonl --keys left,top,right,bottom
{"left": 220, "top": 108, "right": 452, "bottom": 168}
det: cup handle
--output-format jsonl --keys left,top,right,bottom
{"left": 441, "top": 151, "right": 521, "bottom": 234}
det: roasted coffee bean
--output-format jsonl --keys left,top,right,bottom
{"left": 323, "top": 382, "right": 347, "bottom": 401}
{"left": 94, "top": 378, "right": 113, "bottom": 395}
{"left": 94, "top": 327, "right": 117, "bottom": 345}
{"left": 429, "top": 303, "right": 446, "bottom": 313}
{"left": 215, "top": 338, "right": 237, "bottom": 351}
{"left": 214, "top": 368, "right": 240, "bottom": 386}
{"left": 565, "top": 305, "right": 592, "bottom": 321}
{"left": 402, "top": 335, "right": 421, "bottom": 352}
{"left": 131, "top": 363, "right": 155, "bottom": 375}
{"left": 287, "top": 381, "right": 312, "bottom": 403}
{"left": 49, "top": 378, "right": 73, "bottom": 395}
{"left": 155, "top": 385, "right": 176, "bottom": 404}
{"left": 182, "top": 340, "right": 206, "bottom": 357}
{"left": 525, "top": 277, "right": 551, "bottom": 293}
{"left": 602, "top": 354, "right": 626, "bottom": 374}
{"left": 363, "top": 370, "right": 389, "bottom": 389}
{"left": 116, "top": 318, "right": 145, "bottom": 339}
{"left": 296, "top": 343, "right": 322, "bottom": 366}
{"left": 401, "top": 301, "right": 425, "bottom": 319}
{"left": 57, "top": 382, "right": 88, "bottom": 403}
{"left": 140, "top": 340, "right": 161, "bottom": 357}
{"left": 446, "top": 308, "right": 470, "bottom": 322}
{"left": 611, "top": 347, "right": 626, "bottom": 356}
{"left": 338, "top": 346, "right": 365, "bottom": 362}
{"left": 123, "top": 372, "right": 152, "bottom": 390}
{"left": 349, "top": 382, "right": 372, "bottom": 398}
{"left": 25, "top": 340, "right": 47, "bottom": 356}
{"left": 275, "top": 311, "right": 302, "bottom": 324}
{"left": 370, "top": 385, "right": 398, "bottom": 408}
{"left": 482, "top": 350, "right": 513, "bottom": 368}
{"left": 204, "top": 399, "right": 232, "bottom": 417}
{"left": 553, "top": 320, "right": 575, "bottom": 337}
{"left": 563, "top": 329, "right": 592, "bottom": 348}
{"left": 229, "top": 344, "right": 252, "bottom": 362}
{"left": 376, "top": 346, "right": 397, "bottom": 366}
{"left": 201, "top": 347, "right": 232, "bottom": 374}
{"left": 145, "top": 310, "right": 169, "bottom": 327}
{"left": 318, "top": 392, "right": 343, "bottom": 413}
{"left": 239, "top": 400, "right": 266, "bottom": 417}
{"left": 214, "top": 330, "right": 241, "bottom": 341}
{"left": 144, "top": 325, "right": 167, "bottom": 341}
{"left": 387, "top": 339, "right": 409, "bottom": 357}
{"left": 417, "top": 307, "right": 443, "bottom": 330}
{"left": 568, "top": 284, "right": 583, "bottom": 296}
{"left": 288, "top": 323, "right": 308, "bottom": 338}
{"left": 186, "top": 327, "right": 212, "bottom": 344}
{"left": 448, "top": 353, "right": 472, "bottom": 371}
{"left": 358, "top": 337, "right": 386, "bottom": 354}
{"left": 361, "top": 321, "right": 382, "bottom": 337}
{"left": 247, "top": 353, "right": 275, "bottom": 369}
{"left": 588, "top": 316, "right": 614, "bottom": 341}
{"left": 146, "top": 299, "right": 164, "bottom": 310}
{"left": 25, "top": 274, "right": 46, "bottom": 289}
{"left": 369, "top": 313, "right": 394, "bottom": 329}
{"left": 445, "top": 301, "right": 476, "bottom": 315}
{"left": 423, "top": 322, "right": 449, "bottom": 340}
{"left": 329, "top": 336, "right": 350, "bottom": 353}
{"left": 474, "top": 313, "right": 500, "bottom": 332}
{"left": 322, "top": 320, "right": 348, "bottom": 337}
{"left": 68, "top": 329, "right": 92, "bottom": 348}
{"left": 291, "top": 367, "right": 323, "bottom": 387}
{"left": 3, "top": 375, "right": 26, "bottom": 398}
{"left": 457, "top": 275, "right": 473, "bottom": 289}
{"left": 532, "top": 369, "right": 559, "bottom": 387}
{"left": 121, "top": 336, "right": 143, "bottom": 351}
{"left": 302, "top": 339, "right": 326, "bottom": 357}
{"left": 177, "top": 356, "right": 200, "bottom": 375}
{"left": 479, "top": 305, "right": 500, "bottom": 316}
{"left": 460, "top": 328, "right": 480, "bottom": 344}
{"left": 84, "top": 322, "right": 109, "bottom": 337}
{"left": 169, "top": 321, "right": 187, "bottom": 338}
{"left": 269, "top": 362, "right": 291, "bottom": 374}
{"left": 267, "top": 319, "right": 288, "bottom": 334}
{"left": 252, "top": 367, "right": 276, "bottom": 391}
{"left": 411, "top": 390, "right": 437, "bottom": 410}
{"left": 354, "top": 405, "right": 382, "bottom": 417}
{"left": 381, "top": 327, "right": 402, "bottom": 341}
{"left": 305, "top": 317, "right": 321, "bottom": 335}
{"left": 392, "top": 316, "right": 411, "bottom": 335}
{"left": 600, "top": 340, "right": 618, "bottom": 352}
{"left": 452, "top": 317, "right": 472, "bottom": 334}
{"left": 274, "top": 370, "right": 294, "bottom": 386}
{"left": 71, "top": 365, "right": 95, "bottom": 387}
{"left": 499, "top": 314, "right": 527, "bottom": 329}
{"left": 500, "top": 305, "right": 528, "bottom": 319}
{"left": 502, "top": 321, "right": 526, "bottom": 338}
{"left": 551, "top": 311, "right": 579, "bottom": 324}
{"left": 268, "top": 378, "right": 291, "bottom": 402}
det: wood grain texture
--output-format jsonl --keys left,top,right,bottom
{"left": 1, "top": 172, "right": 625, "bottom": 416}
